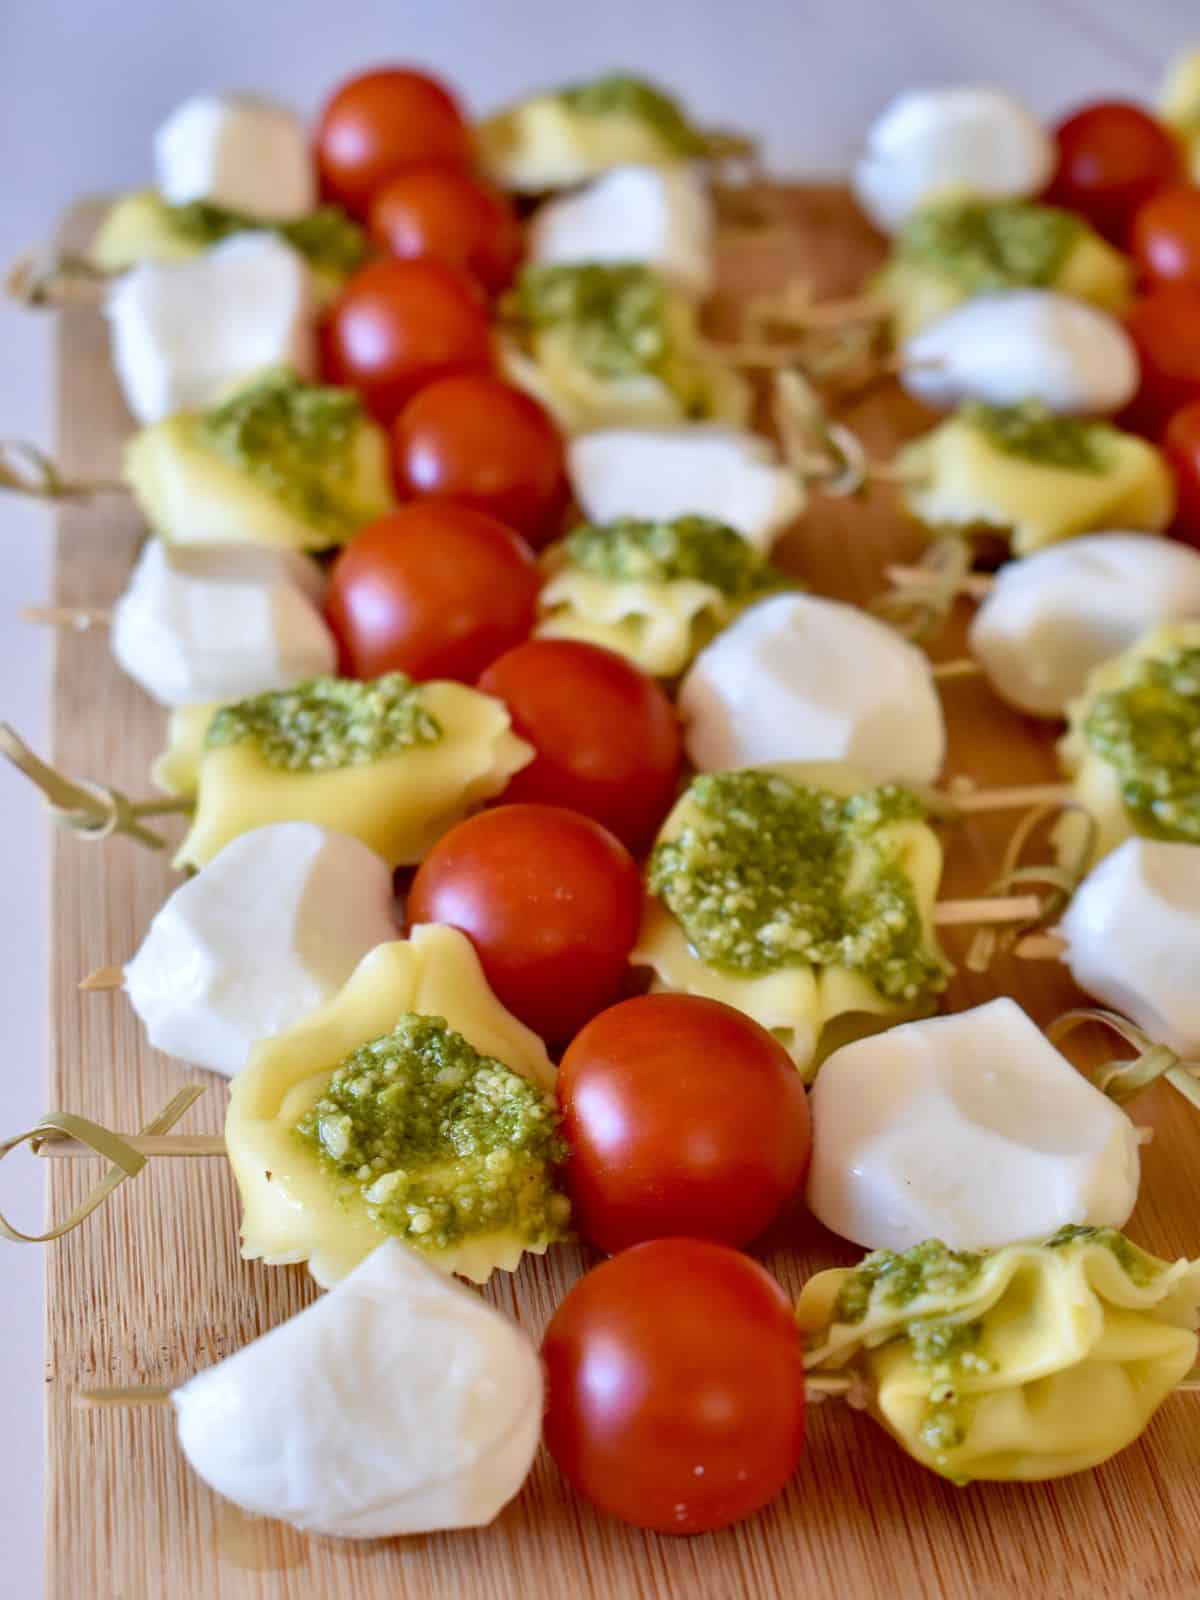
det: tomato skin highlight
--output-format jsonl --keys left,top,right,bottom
{"left": 316, "top": 67, "right": 473, "bottom": 217}
{"left": 558, "top": 994, "right": 811, "bottom": 1253}
{"left": 1131, "top": 186, "right": 1200, "bottom": 290}
{"left": 542, "top": 1238, "right": 807, "bottom": 1534}
{"left": 392, "top": 376, "right": 568, "bottom": 547}
{"left": 1165, "top": 398, "right": 1200, "bottom": 548}
{"left": 476, "top": 639, "right": 681, "bottom": 851}
{"left": 369, "top": 165, "right": 523, "bottom": 295}
{"left": 407, "top": 803, "right": 643, "bottom": 1043}
{"left": 1046, "top": 101, "right": 1181, "bottom": 243}
{"left": 1121, "top": 283, "right": 1200, "bottom": 438}
{"left": 325, "top": 503, "right": 539, "bottom": 683}
{"left": 324, "top": 257, "right": 493, "bottom": 424}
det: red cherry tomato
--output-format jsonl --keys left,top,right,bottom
{"left": 1046, "top": 101, "right": 1181, "bottom": 243}
{"left": 369, "top": 165, "right": 522, "bottom": 295}
{"left": 542, "top": 1238, "right": 807, "bottom": 1533}
{"left": 392, "top": 376, "right": 568, "bottom": 547}
{"left": 407, "top": 803, "right": 642, "bottom": 1043}
{"left": 316, "top": 67, "right": 473, "bottom": 217}
{"left": 1131, "top": 186, "right": 1200, "bottom": 289}
{"left": 1164, "top": 398, "right": 1200, "bottom": 546}
{"left": 476, "top": 640, "right": 681, "bottom": 852}
{"left": 324, "top": 258, "right": 493, "bottom": 424}
{"left": 558, "top": 994, "right": 811, "bottom": 1253}
{"left": 325, "top": 503, "right": 539, "bottom": 682}
{"left": 1122, "top": 284, "right": 1200, "bottom": 436}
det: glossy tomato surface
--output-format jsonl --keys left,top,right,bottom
{"left": 392, "top": 375, "right": 568, "bottom": 546}
{"left": 558, "top": 994, "right": 811, "bottom": 1253}
{"left": 1122, "top": 283, "right": 1200, "bottom": 437}
{"left": 1164, "top": 398, "right": 1200, "bottom": 546}
{"left": 407, "top": 803, "right": 642, "bottom": 1043}
{"left": 369, "top": 164, "right": 522, "bottom": 294}
{"left": 476, "top": 639, "right": 681, "bottom": 851}
{"left": 324, "top": 257, "right": 493, "bottom": 424}
{"left": 542, "top": 1238, "right": 807, "bottom": 1533}
{"left": 1132, "top": 186, "right": 1200, "bottom": 290}
{"left": 1046, "top": 101, "right": 1181, "bottom": 242}
{"left": 325, "top": 503, "right": 539, "bottom": 682}
{"left": 316, "top": 67, "right": 473, "bottom": 217}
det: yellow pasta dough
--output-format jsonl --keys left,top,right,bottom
{"left": 1160, "top": 50, "right": 1200, "bottom": 182}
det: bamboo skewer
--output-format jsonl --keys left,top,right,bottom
{"left": 1015, "top": 932, "right": 1068, "bottom": 960}
{"left": 38, "top": 1133, "right": 226, "bottom": 1159}
{"left": 948, "top": 782, "right": 1073, "bottom": 814}
{"left": 22, "top": 604, "right": 112, "bottom": 629}
{"left": 887, "top": 564, "right": 994, "bottom": 602}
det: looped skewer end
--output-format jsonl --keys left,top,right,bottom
{"left": 1047, "top": 1008, "right": 1200, "bottom": 1114}
{"left": 772, "top": 369, "right": 878, "bottom": 498}
{"left": 6, "top": 248, "right": 110, "bottom": 309}
{"left": 0, "top": 1086, "right": 206, "bottom": 1244}
{"left": 872, "top": 536, "right": 975, "bottom": 643}
{"left": 0, "top": 438, "right": 124, "bottom": 502}
{"left": 965, "top": 801, "right": 1096, "bottom": 974}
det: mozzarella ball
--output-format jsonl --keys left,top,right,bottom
{"left": 153, "top": 93, "right": 315, "bottom": 221}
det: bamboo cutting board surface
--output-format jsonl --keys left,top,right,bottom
{"left": 40, "top": 191, "right": 1200, "bottom": 1600}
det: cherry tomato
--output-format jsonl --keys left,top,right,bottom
{"left": 1046, "top": 101, "right": 1181, "bottom": 243}
{"left": 369, "top": 165, "right": 522, "bottom": 295}
{"left": 316, "top": 67, "right": 473, "bottom": 217}
{"left": 324, "top": 258, "right": 493, "bottom": 424}
{"left": 325, "top": 503, "right": 539, "bottom": 682}
{"left": 558, "top": 995, "right": 811, "bottom": 1253}
{"left": 1122, "top": 284, "right": 1200, "bottom": 437}
{"left": 392, "top": 376, "right": 568, "bottom": 547}
{"left": 542, "top": 1238, "right": 807, "bottom": 1533}
{"left": 476, "top": 640, "right": 681, "bottom": 851}
{"left": 1164, "top": 398, "right": 1200, "bottom": 546}
{"left": 1131, "top": 186, "right": 1200, "bottom": 289}
{"left": 407, "top": 803, "right": 642, "bottom": 1043}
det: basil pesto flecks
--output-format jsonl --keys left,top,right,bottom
{"left": 513, "top": 262, "right": 672, "bottom": 379}
{"left": 1044, "top": 1224, "right": 1165, "bottom": 1287}
{"left": 965, "top": 400, "right": 1112, "bottom": 474}
{"left": 648, "top": 771, "right": 947, "bottom": 1001}
{"left": 205, "top": 673, "right": 442, "bottom": 772}
{"left": 832, "top": 1239, "right": 986, "bottom": 1324}
{"left": 558, "top": 73, "right": 705, "bottom": 156}
{"left": 896, "top": 198, "right": 1083, "bottom": 294}
{"left": 563, "top": 514, "right": 783, "bottom": 597}
{"left": 197, "top": 368, "right": 368, "bottom": 537}
{"left": 1082, "top": 648, "right": 1200, "bottom": 842}
{"left": 295, "top": 1013, "right": 569, "bottom": 1254}
{"left": 166, "top": 199, "right": 370, "bottom": 276}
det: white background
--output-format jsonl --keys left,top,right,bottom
{"left": 0, "top": 1, "right": 1194, "bottom": 1593}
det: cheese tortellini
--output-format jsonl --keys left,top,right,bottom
{"left": 536, "top": 514, "right": 786, "bottom": 677}
{"left": 173, "top": 674, "right": 533, "bottom": 872}
{"left": 124, "top": 368, "right": 396, "bottom": 552}
{"left": 227, "top": 926, "right": 567, "bottom": 1288}
{"left": 1160, "top": 50, "right": 1200, "bottom": 183}
{"left": 500, "top": 263, "right": 750, "bottom": 434}
{"left": 898, "top": 400, "right": 1174, "bottom": 558}
{"left": 796, "top": 1227, "right": 1200, "bottom": 1483}
{"left": 633, "top": 764, "right": 949, "bottom": 1077}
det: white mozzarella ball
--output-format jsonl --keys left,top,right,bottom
{"left": 567, "top": 426, "right": 804, "bottom": 555}
{"left": 853, "top": 86, "right": 1054, "bottom": 234}
{"left": 679, "top": 592, "right": 946, "bottom": 785}
{"left": 153, "top": 93, "right": 315, "bottom": 221}
{"left": 1058, "top": 839, "right": 1200, "bottom": 1058}
{"left": 111, "top": 539, "right": 336, "bottom": 709}
{"left": 173, "top": 1239, "right": 542, "bottom": 1537}
{"left": 807, "top": 998, "right": 1141, "bottom": 1252}
{"left": 105, "top": 232, "right": 316, "bottom": 425}
{"left": 968, "top": 535, "right": 1200, "bottom": 718}
{"left": 901, "top": 291, "right": 1139, "bottom": 416}
{"left": 529, "top": 165, "right": 714, "bottom": 297}
{"left": 123, "top": 823, "right": 397, "bottom": 1076}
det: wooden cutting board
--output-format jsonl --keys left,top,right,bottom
{"left": 39, "top": 190, "right": 1200, "bottom": 1600}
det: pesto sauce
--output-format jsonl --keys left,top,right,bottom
{"left": 296, "top": 1013, "right": 569, "bottom": 1254}
{"left": 197, "top": 368, "right": 368, "bottom": 537}
{"left": 166, "top": 199, "right": 370, "bottom": 275}
{"left": 833, "top": 1239, "right": 985, "bottom": 1324}
{"left": 907, "top": 1316, "right": 992, "bottom": 1461}
{"left": 563, "top": 515, "right": 782, "bottom": 597}
{"left": 205, "top": 673, "right": 442, "bottom": 772}
{"left": 648, "top": 771, "right": 946, "bottom": 1001}
{"left": 965, "top": 400, "right": 1112, "bottom": 474}
{"left": 514, "top": 262, "right": 672, "bottom": 379}
{"left": 896, "top": 198, "right": 1083, "bottom": 293}
{"left": 558, "top": 73, "right": 704, "bottom": 156}
{"left": 1083, "top": 648, "right": 1200, "bottom": 842}
{"left": 1043, "top": 1223, "right": 1164, "bottom": 1286}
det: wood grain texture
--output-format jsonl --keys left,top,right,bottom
{"left": 43, "top": 193, "right": 1200, "bottom": 1600}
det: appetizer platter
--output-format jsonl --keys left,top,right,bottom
{"left": 7, "top": 52, "right": 1200, "bottom": 1600}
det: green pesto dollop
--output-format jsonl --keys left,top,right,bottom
{"left": 205, "top": 673, "right": 442, "bottom": 772}
{"left": 166, "top": 199, "right": 370, "bottom": 276}
{"left": 1083, "top": 648, "right": 1200, "bottom": 842}
{"left": 296, "top": 1013, "right": 569, "bottom": 1253}
{"left": 563, "top": 514, "right": 782, "bottom": 596}
{"left": 514, "top": 262, "right": 672, "bottom": 379}
{"left": 965, "top": 400, "right": 1112, "bottom": 474}
{"left": 1044, "top": 1223, "right": 1165, "bottom": 1286}
{"left": 907, "top": 1316, "right": 992, "bottom": 1459}
{"left": 896, "top": 198, "right": 1083, "bottom": 294}
{"left": 558, "top": 73, "right": 704, "bottom": 156}
{"left": 197, "top": 368, "right": 368, "bottom": 537}
{"left": 648, "top": 771, "right": 947, "bottom": 1001}
{"left": 832, "top": 1239, "right": 985, "bottom": 1324}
